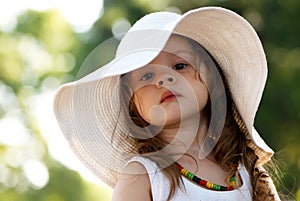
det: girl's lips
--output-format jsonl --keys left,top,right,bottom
{"left": 160, "top": 90, "right": 180, "bottom": 103}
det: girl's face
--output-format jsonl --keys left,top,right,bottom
{"left": 127, "top": 35, "right": 209, "bottom": 127}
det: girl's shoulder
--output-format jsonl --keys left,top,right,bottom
{"left": 111, "top": 157, "right": 152, "bottom": 201}
{"left": 127, "top": 156, "right": 171, "bottom": 186}
{"left": 127, "top": 156, "right": 179, "bottom": 200}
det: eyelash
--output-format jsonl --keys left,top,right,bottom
{"left": 173, "top": 63, "right": 188, "bottom": 70}
{"left": 140, "top": 63, "right": 188, "bottom": 81}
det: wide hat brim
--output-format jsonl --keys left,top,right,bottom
{"left": 54, "top": 7, "right": 274, "bottom": 188}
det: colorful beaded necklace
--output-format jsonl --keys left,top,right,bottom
{"left": 175, "top": 162, "right": 236, "bottom": 191}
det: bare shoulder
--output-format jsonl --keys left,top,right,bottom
{"left": 111, "top": 161, "right": 152, "bottom": 201}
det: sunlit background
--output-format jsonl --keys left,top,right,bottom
{"left": 0, "top": 0, "right": 300, "bottom": 201}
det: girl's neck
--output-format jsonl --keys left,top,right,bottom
{"left": 158, "top": 112, "right": 210, "bottom": 160}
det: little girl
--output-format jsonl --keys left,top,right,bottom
{"left": 54, "top": 7, "right": 282, "bottom": 201}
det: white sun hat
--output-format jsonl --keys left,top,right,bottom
{"left": 53, "top": 6, "right": 274, "bottom": 188}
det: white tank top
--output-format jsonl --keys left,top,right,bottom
{"left": 128, "top": 156, "right": 252, "bottom": 201}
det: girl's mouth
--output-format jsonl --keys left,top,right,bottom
{"left": 160, "top": 90, "right": 179, "bottom": 103}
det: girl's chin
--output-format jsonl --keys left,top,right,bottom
{"left": 145, "top": 103, "right": 201, "bottom": 127}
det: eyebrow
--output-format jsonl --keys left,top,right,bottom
{"left": 173, "top": 50, "right": 194, "bottom": 55}
{"left": 170, "top": 50, "right": 196, "bottom": 62}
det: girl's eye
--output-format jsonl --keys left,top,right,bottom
{"left": 173, "top": 63, "right": 187, "bottom": 70}
{"left": 140, "top": 72, "right": 154, "bottom": 81}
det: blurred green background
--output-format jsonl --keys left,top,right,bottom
{"left": 0, "top": 0, "right": 299, "bottom": 200}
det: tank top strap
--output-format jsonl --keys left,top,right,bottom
{"left": 237, "top": 163, "right": 252, "bottom": 192}
{"left": 127, "top": 156, "right": 172, "bottom": 201}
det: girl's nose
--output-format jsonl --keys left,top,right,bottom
{"left": 156, "top": 74, "right": 176, "bottom": 88}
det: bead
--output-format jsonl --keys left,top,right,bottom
{"left": 199, "top": 179, "right": 207, "bottom": 186}
{"left": 193, "top": 176, "right": 200, "bottom": 183}
{"left": 187, "top": 172, "right": 194, "bottom": 179}
{"left": 207, "top": 182, "right": 213, "bottom": 189}
{"left": 206, "top": 181, "right": 210, "bottom": 188}
{"left": 227, "top": 186, "right": 234, "bottom": 191}
{"left": 176, "top": 163, "right": 183, "bottom": 170}
{"left": 214, "top": 184, "right": 221, "bottom": 190}
{"left": 220, "top": 186, "right": 227, "bottom": 191}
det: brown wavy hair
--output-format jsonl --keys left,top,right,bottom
{"left": 119, "top": 35, "right": 282, "bottom": 201}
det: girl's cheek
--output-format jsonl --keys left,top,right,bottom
{"left": 133, "top": 95, "right": 146, "bottom": 119}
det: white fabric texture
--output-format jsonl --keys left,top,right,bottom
{"left": 128, "top": 156, "right": 252, "bottom": 201}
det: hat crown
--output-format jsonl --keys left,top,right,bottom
{"left": 116, "top": 12, "right": 180, "bottom": 57}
